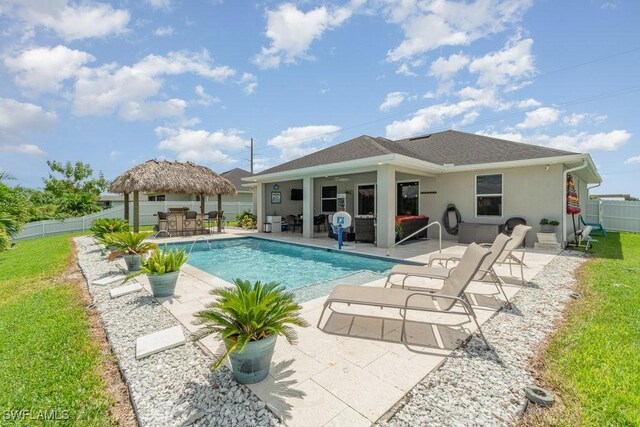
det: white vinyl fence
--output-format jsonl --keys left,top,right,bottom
{"left": 586, "top": 199, "right": 640, "bottom": 233}
{"left": 14, "top": 201, "right": 254, "bottom": 240}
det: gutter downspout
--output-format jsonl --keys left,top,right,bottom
{"left": 562, "top": 159, "right": 588, "bottom": 247}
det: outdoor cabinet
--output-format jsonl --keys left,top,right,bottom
{"left": 458, "top": 223, "right": 500, "bottom": 244}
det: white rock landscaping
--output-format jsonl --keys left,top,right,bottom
{"left": 379, "top": 251, "right": 586, "bottom": 427}
{"left": 75, "top": 236, "right": 279, "bottom": 427}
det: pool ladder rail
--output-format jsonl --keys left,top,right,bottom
{"left": 188, "top": 236, "right": 213, "bottom": 255}
{"left": 386, "top": 221, "right": 442, "bottom": 256}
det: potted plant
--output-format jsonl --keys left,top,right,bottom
{"left": 107, "top": 232, "right": 158, "bottom": 271}
{"left": 539, "top": 218, "right": 560, "bottom": 233}
{"left": 193, "top": 279, "right": 308, "bottom": 384}
{"left": 127, "top": 248, "right": 188, "bottom": 297}
{"left": 91, "top": 218, "right": 130, "bottom": 251}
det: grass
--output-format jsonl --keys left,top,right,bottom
{"left": 526, "top": 232, "right": 640, "bottom": 426}
{"left": 0, "top": 234, "right": 117, "bottom": 426}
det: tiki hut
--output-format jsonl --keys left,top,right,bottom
{"left": 109, "top": 160, "right": 236, "bottom": 232}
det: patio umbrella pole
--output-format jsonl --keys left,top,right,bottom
{"left": 217, "top": 193, "right": 222, "bottom": 233}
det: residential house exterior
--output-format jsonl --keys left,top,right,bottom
{"left": 243, "top": 130, "right": 601, "bottom": 248}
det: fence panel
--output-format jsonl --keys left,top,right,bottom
{"left": 599, "top": 200, "right": 640, "bottom": 233}
{"left": 13, "top": 201, "right": 254, "bottom": 240}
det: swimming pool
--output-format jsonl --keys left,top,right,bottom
{"left": 173, "top": 237, "right": 413, "bottom": 301}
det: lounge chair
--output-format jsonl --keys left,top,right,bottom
{"left": 579, "top": 214, "right": 607, "bottom": 237}
{"left": 385, "top": 233, "right": 513, "bottom": 305}
{"left": 317, "top": 243, "right": 492, "bottom": 347}
{"left": 577, "top": 226, "right": 597, "bottom": 250}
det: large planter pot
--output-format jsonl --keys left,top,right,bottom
{"left": 147, "top": 271, "right": 180, "bottom": 298}
{"left": 227, "top": 334, "right": 277, "bottom": 384}
{"left": 540, "top": 225, "right": 557, "bottom": 233}
{"left": 123, "top": 254, "right": 142, "bottom": 272}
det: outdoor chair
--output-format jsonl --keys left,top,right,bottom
{"left": 286, "top": 215, "right": 301, "bottom": 233}
{"left": 499, "top": 217, "right": 527, "bottom": 237}
{"left": 577, "top": 226, "right": 598, "bottom": 250}
{"left": 386, "top": 233, "right": 513, "bottom": 306}
{"left": 314, "top": 214, "right": 327, "bottom": 232}
{"left": 157, "top": 211, "right": 170, "bottom": 236}
{"left": 579, "top": 214, "right": 607, "bottom": 237}
{"left": 317, "top": 243, "right": 493, "bottom": 347}
{"left": 354, "top": 217, "right": 375, "bottom": 243}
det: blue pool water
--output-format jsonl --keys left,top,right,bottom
{"left": 173, "top": 237, "right": 409, "bottom": 295}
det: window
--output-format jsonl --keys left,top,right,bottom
{"left": 321, "top": 185, "right": 337, "bottom": 212}
{"left": 148, "top": 195, "right": 166, "bottom": 202}
{"left": 148, "top": 195, "right": 156, "bottom": 201}
{"left": 476, "top": 174, "right": 502, "bottom": 216}
{"left": 397, "top": 181, "right": 419, "bottom": 216}
{"left": 357, "top": 184, "right": 375, "bottom": 215}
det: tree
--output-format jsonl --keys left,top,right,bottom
{"left": 0, "top": 171, "right": 21, "bottom": 251}
{"left": 43, "top": 161, "right": 109, "bottom": 216}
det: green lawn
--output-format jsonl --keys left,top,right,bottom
{"left": 528, "top": 232, "right": 640, "bottom": 426}
{"left": 0, "top": 234, "right": 117, "bottom": 426}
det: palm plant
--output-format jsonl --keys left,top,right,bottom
{"left": 125, "top": 248, "right": 188, "bottom": 280}
{"left": 106, "top": 232, "right": 158, "bottom": 261}
{"left": 0, "top": 215, "right": 20, "bottom": 251}
{"left": 193, "top": 279, "right": 309, "bottom": 369}
{"left": 91, "top": 218, "right": 130, "bottom": 240}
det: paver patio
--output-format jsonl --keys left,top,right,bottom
{"left": 131, "top": 231, "right": 558, "bottom": 426}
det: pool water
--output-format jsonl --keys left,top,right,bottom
{"left": 173, "top": 237, "right": 410, "bottom": 299}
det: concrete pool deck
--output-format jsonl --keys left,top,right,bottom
{"left": 134, "top": 230, "right": 559, "bottom": 426}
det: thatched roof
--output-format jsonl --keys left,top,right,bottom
{"left": 109, "top": 160, "right": 236, "bottom": 196}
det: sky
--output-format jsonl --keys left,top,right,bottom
{"left": 0, "top": 0, "right": 639, "bottom": 195}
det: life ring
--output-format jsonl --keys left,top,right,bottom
{"left": 524, "top": 385, "right": 554, "bottom": 407}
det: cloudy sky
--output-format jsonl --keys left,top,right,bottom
{"left": 0, "top": 0, "right": 638, "bottom": 194}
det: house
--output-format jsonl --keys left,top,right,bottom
{"left": 99, "top": 168, "right": 254, "bottom": 208}
{"left": 243, "top": 130, "right": 601, "bottom": 248}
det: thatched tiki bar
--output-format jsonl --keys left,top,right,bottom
{"left": 109, "top": 160, "right": 236, "bottom": 232}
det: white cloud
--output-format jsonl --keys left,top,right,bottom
{"left": 563, "top": 113, "right": 586, "bottom": 126}
{"left": 517, "top": 98, "right": 542, "bottom": 109}
{"left": 0, "top": 144, "right": 46, "bottom": 156}
{"left": 429, "top": 53, "right": 469, "bottom": 79}
{"left": 253, "top": 2, "right": 358, "bottom": 69}
{"left": 0, "top": 97, "right": 57, "bottom": 134}
{"left": 156, "top": 127, "right": 250, "bottom": 163}
{"left": 480, "top": 129, "right": 631, "bottom": 152}
{"left": 154, "top": 26, "right": 174, "bottom": 36}
{"left": 72, "top": 50, "right": 235, "bottom": 119}
{"left": 468, "top": 36, "right": 536, "bottom": 88}
{"left": 396, "top": 63, "right": 416, "bottom": 77}
{"left": 4, "top": 45, "right": 95, "bottom": 94}
{"left": 194, "top": 85, "right": 220, "bottom": 106}
{"left": 146, "top": 0, "right": 172, "bottom": 9}
{"left": 238, "top": 73, "right": 258, "bottom": 95}
{"left": 384, "top": 0, "right": 533, "bottom": 61}
{"left": 268, "top": 125, "right": 341, "bottom": 161}
{"left": 379, "top": 92, "right": 407, "bottom": 111}
{"left": 2, "top": 0, "right": 130, "bottom": 41}
{"left": 516, "top": 107, "right": 560, "bottom": 129}
{"left": 625, "top": 155, "right": 640, "bottom": 164}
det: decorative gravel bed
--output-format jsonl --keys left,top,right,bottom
{"left": 75, "top": 236, "right": 279, "bottom": 427}
{"left": 380, "top": 251, "right": 587, "bottom": 426}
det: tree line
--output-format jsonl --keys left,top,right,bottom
{"left": 0, "top": 161, "right": 108, "bottom": 250}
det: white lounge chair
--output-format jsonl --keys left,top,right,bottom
{"left": 577, "top": 225, "right": 597, "bottom": 250}
{"left": 317, "top": 243, "right": 493, "bottom": 347}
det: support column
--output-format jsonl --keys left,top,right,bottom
{"left": 302, "top": 176, "right": 314, "bottom": 239}
{"left": 256, "top": 184, "right": 264, "bottom": 232}
{"left": 376, "top": 165, "right": 396, "bottom": 248}
{"left": 217, "top": 194, "right": 222, "bottom": 233}
{"left": 124, "top": 192, "right": 130, "bottom": 223}
{"left": 200, "top": 194, "right": 205, "bottom": 214}
{"left": 133, "top": 191, "right": 139, "bottom": 232}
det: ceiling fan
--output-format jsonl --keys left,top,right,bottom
{"left": 333, "top": 176, "right": 350, "bottom": 182}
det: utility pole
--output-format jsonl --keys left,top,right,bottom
{"left": 250, "top": 138, "right": 254, "bottom": 175}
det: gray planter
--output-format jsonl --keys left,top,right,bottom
{"left": 227, "top": 334, "right": 277, "bottom": 384}
{"left": 148, "top": 270, "right": 180, "bottom": 298}
{"left": 123, "top": 254, "right": 142, "bottom": 272}
{"left": 540, "top": 225, "right": 557, "bottom": 233}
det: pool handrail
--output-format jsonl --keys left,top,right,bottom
{"left": 188, "top": 236, "right": 212, "bottom": 254}
{"left": 386, "top": 221, "right": 442, "bottom": 256}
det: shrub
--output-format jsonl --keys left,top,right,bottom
{"left": 237, "top": 210, "right": 257, "bottom": 230}
{"left": 91, "top": 218, "right": 129, "bottom": 239}
{"left": 105, "top": 232, "right": 158, "bottom": 260}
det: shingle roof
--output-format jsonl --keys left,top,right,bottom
{"left": 256, "top": 130, "right": 578, "bottom": 175}
{"left": 221, "top": 168, "right": 252, "bottom": 192}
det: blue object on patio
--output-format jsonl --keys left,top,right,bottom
{"left": 579, "top": 214, "right": 607, "bottom": 237}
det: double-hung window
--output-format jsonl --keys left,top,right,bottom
{"left": 321, "top": 185, "right": 338, "bottom": 212}
{"left": 476, "top": 174, "right": 502, "bottom": 217}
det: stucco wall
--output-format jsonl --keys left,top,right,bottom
{"left": 263, "top": 180, "right": 303, "bottom": 217}
{"left": 413, "top": 164, "right": 565, "bottom": 246}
